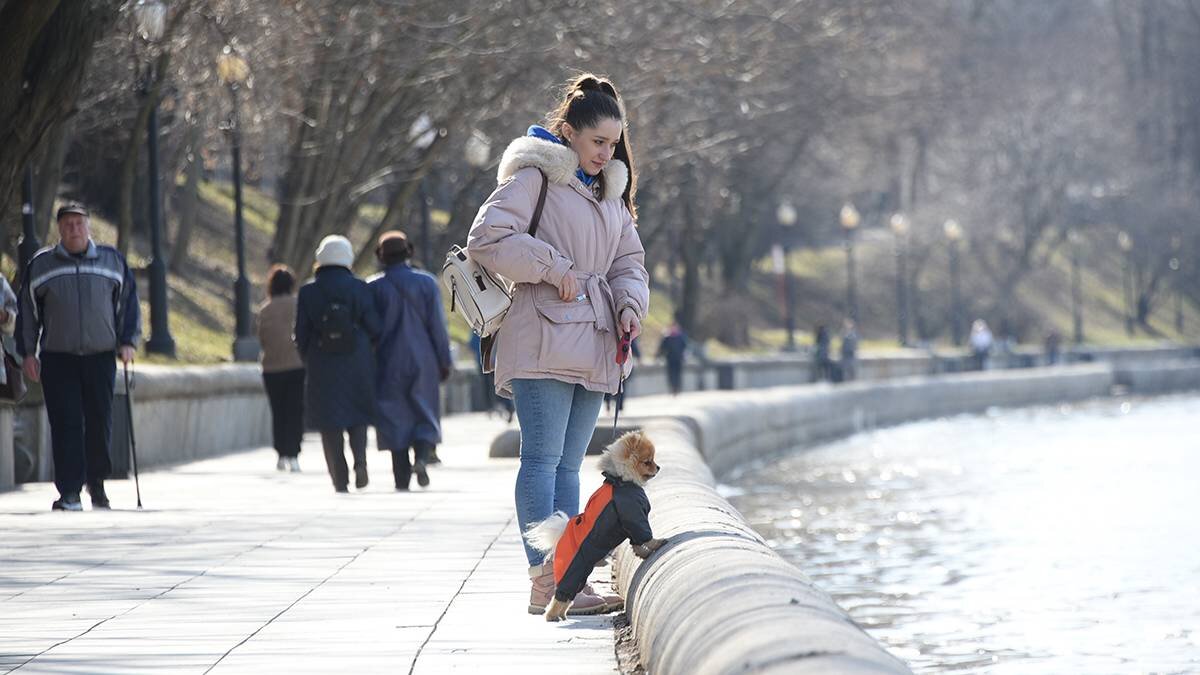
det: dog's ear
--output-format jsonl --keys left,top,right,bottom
{"left": 613, "top": 431, "right": 640, "bottom": 459}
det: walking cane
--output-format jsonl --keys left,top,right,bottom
{"left": 122, "top": 361, "right": 143, "bottom": 509}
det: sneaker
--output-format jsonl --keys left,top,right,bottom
{"left": 276, "top": 457, "right": 287, "bottom": 471}
{"left": 287, "top": 457, "right": 301, "bottom": 472}
{"left": 51, "top": 493, "right": 83, "bottom": 512}
{"left": 86, "top": 482, "right": 110, "bottom": 510}
{"left": 354, "top": 466, "right": 369, "bottom": 489}
{"left": 414, "top": 461, "right": 430, "bottom": 488}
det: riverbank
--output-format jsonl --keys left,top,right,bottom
{"left": 607, "top": 360, "right": 1200, "bottom": 673}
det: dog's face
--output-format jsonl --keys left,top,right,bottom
{"left": 615, "top": 431, "right": 659, "bottom": 485}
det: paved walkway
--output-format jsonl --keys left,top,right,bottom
{"left": 0, "top": 414, "right": 620, "bottom": 674}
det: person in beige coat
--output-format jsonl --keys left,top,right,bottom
{"left": 257, "top": 265, "right": 305, "bottom": 472}
{"left": 468, "top": 74, "right": 650, "bottom": 617}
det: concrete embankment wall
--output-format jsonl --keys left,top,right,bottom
{"left": 1, "top": 364, "right": 271, "bottom": 489}
{"left": 4, "top": 347, "right": 1198, "bottom": 493}
{"left": 610, "top": 362, "right": 1200, "bottom": 674}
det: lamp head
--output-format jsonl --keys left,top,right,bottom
{"left": 840, "top": 203, "right": 860, "bottom": 230}
{"left": 217, "top": 49, "right": 249, "bottom": 86}
{"left": 777, "top": 201, "right": 797, "bottom": 227}
{"left": 1117, "top": 230, "right": 1133, "bottom": 252}
{"left": 135, "top": 0, "right": 166, "bottom": 42}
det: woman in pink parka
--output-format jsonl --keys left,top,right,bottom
{"left": 467, "top": 74, "right": 650, "bottom": 617}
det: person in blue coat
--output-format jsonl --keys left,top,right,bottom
{"left": 295, "top": 235, "right": 382, "bottom": 493}
{"left": 368, "top": 231, "right": 452, "bottom": 490}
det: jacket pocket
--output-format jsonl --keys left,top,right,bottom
{"left": 533, "top": 297, "right": 602, "bottom": 372}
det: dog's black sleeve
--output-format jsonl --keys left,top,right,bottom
{"left": 613, "top": 485, "right": 653, "bottom": 545}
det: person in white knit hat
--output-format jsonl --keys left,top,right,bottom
{"left": 293, "top": 235, "right": 382, "bottom": 493}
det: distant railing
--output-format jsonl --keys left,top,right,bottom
{"left": 4, "top": 344, "right": 1197, "bottom": 491}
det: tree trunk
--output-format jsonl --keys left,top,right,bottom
{"left": 0, "top": 1, "right": 118, "bottom": 234}
{"left": 33, "top": 119, "right": 71, "bottom": 243}
{"left": 351, "top": 133, "right": 447, "bottom": 271}
{"left": 170, "top": 132, "right": 200, "bottom": 271}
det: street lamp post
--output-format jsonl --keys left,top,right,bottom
{"left": 1068, "top": 229, "right": 1084, "bottom": 345}
{"left": 1171, "top": 234, "right": 1183, "bottom": 334}
{"left": 136, "top": 0, "right": 176, "bottom": 357}
{"left": 1118, "top": 230, "right": 1134, "bottom": 335}
{"left": 777, "top": 201, "right": 798, "bottom": 351}
{"left": 889, "top": 213, "right": 910, "bottom": 346}
{"left": 18, "top": 165, "right": 39, "bottom": 271}
{"left": 218, "top": 49, "right": 259, "bottom": 362}
{"left": 943, "top": 219, "right": 964, "bottom": 345}
{"left": 411, "top": 114, "right": 437, "bottom": 269}
{"left": 840, "top": 203, "right": 860, "bottom": 324}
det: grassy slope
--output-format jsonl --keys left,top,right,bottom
{"left": 27, "top": 182, "right": 1190, "bottom": 365}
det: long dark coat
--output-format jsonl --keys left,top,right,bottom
{"left": 368, "top": 263, "right": 452, "bottom": 450}
{"left": 295, "top": 266, "right": 381, "bottom": 431}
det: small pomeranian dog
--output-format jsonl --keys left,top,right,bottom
{"left": 525, "top": 430, "right": 668, "bottom": 621}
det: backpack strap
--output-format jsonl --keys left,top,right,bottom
{"left": 528, "top": 168, "right": 549, "bottom": 239}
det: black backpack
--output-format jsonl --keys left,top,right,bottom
{"left": 317, "top": 294, "right": 356, "bottom": 354}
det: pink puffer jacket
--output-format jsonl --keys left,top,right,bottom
{"left": 467, "top": 135, "right": 649, "bottom": 398}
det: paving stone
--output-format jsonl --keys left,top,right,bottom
{"left": 0, "top": 414, "right": 619, "bottom": 673}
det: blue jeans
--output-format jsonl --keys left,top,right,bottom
{"left": 511, "top": 378, "right": 605, "bottom": 566}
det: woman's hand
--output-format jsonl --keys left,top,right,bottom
{"left": 556, "top": 271, "right": 580, "bottom": 302}
{"left": 620, "top": 308, "right": 641, "bottom": 340}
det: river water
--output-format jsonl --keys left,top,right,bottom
{"left": 725, "top": 395, "right": 1200, "bottom": 674}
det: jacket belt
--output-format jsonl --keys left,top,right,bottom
{"left": 582, "top": 274, "right": 616, "bottom": 334}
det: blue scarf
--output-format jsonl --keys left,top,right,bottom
{"left": 527, "top": 125, "right": 597, "bottom": 186}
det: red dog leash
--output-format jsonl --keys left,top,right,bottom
{"left": 613, "top": 331, "right": 631, "bottom": 439}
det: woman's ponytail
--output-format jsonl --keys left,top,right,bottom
{"left": 546, "top": 73, "right": 638, "bottom": 218}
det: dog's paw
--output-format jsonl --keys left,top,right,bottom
{"left": 544, "top": 598, "right": 569, "bottom": 622}
{"left": 633, "top": 538, "right": 667, "bottom": 559}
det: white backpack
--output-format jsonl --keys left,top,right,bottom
{"left": 442, "top": 169, "right": 547, "bottom": 338}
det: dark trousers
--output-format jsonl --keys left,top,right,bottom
{"left": 666, "top": 359, "right": 684, "bottom": 395}
{"left": 41, "top": 352, "right": 117, "bottom": 497}
{"left": 391, "top": 441, "right": 433, "bottom": 489}
{"left": 320, "top": 426, "right": 367, "bottom": 490}
{"left": 263, "top": 369, "right": 305, "bottom": 458}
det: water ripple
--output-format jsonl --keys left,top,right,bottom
{"left": 728, "top": 395, "right": 1200, "bottom": 674}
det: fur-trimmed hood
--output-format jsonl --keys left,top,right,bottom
{"left": 497, "top": 135, "right": 628, "bottom": 202}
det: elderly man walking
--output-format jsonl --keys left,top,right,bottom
{"left": 16, "top": 203, "right": 140, "bottom": 511}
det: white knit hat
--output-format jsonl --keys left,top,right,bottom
{"left": 315, "top": 235, "right": 354, "bottom": 269}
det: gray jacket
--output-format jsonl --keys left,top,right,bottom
{"left": 16, "top": 240, "right": 141, "bottom": 357}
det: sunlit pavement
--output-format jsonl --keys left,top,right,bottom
{"left": 0, "top": 413, "right": 618, "bottom": 674}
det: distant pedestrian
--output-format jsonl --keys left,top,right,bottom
{"left": 839, "top": 319, "right": 859, "bottom": 382}
{"left": 1044, "top": 329, "right": 1062, "bottom": 366}
{"left": 813, "top": 325, "right": 833, "bottom": 381}
{"left": 295, "top": 235, "right": 381, "bottom": 493}
{"left": 16, "top": 203, "right": 140, "bottom": 511}
{"left": 368, "top": 231, "right": 452, "bottom": 491}
{"left": 257, "top": 265, "right": 305, "bottom": 472}
{"left": 658, "top": 320, "right": 688, "bottom": 395}
{"left": 467, "top": 73, "right": 649, "bottom": 616}
{"left": 969, "top": 319, "right": 993, "bottom": 371}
